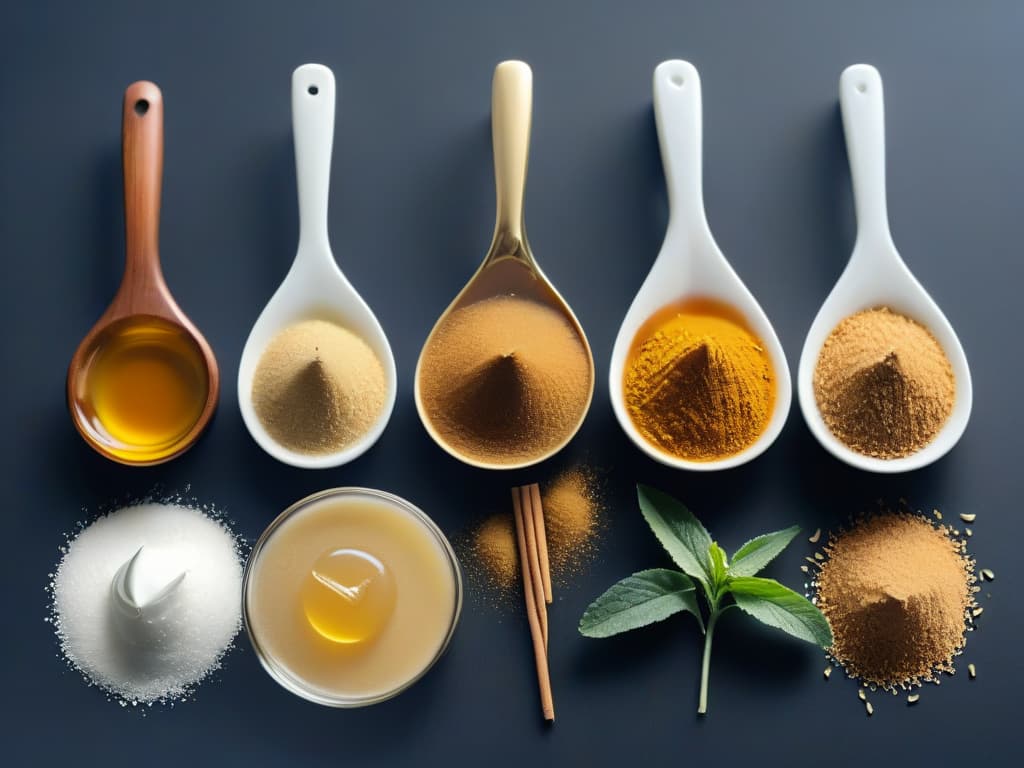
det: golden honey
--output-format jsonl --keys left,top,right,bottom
{"left": 244, "top": 490, "right": 461, "bottom": 705}
{"left": 73, "top": 316, "right": 209, "bottom": 462}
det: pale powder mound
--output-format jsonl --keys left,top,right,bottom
{"left": 815, "top": 513, "right": 974, "bottom": 688}
{"left": 813, "top": 307, "right": 955, "bottom": 459}
{"left": 252, "top": 319, "right": 386, "bottom": 454}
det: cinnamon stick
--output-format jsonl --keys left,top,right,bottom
{"left": 528, "top": 483, "right": 552, "bottom": 604}
{"left": 511, "top": 487, "right": 555, "bottom": 721}
{"left": 519, "top": 485, "right": 548, "bottom": 647}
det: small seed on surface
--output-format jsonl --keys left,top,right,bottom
{"left": 968, "top": 664, "right": 976, "bottom": 679}
{"left": 972, "top": 607, "right": 984, "bottom": 618}
{"left": 814, "top": 552, "right": 824, "bottom": 561}
{"left": 823, "top": 667, "right": 832, "bottom": 680}
{"left": 907, "top": 694, "right": 920, "bottom": 704}
{"left": 809, "top": 528, "right": 821, "bottom": 543}
{"left": 981, "top": 569, "right": 995, "bottom": 581}
{"left": 960, "top": 513, "right": 976, "bottom": 523}
{"left": 965, "top": 528, "right": 973, "bottom": 537}
{"left": 800, "top": 565, "right": 809, "bottom": 573}
{"left": 933, "top": 509, "right": 942, "bottom": 520}
{"left": 858, "top": 689, "right": 866, "bottom": 701}
{"left": 865, "top": 701, "right": 874, "bottom": 716}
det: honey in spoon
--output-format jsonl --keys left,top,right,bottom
{"left": 67, "top": 81, "right": 218, "bottom": 465}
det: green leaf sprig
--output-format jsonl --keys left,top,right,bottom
{"left": 579, "top": 485, "right": 832, "bottom": 715}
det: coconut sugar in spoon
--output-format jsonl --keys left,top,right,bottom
{"left": 67, "top": 81, "right": 219, "bottom": 465}
{"left": 414, "top": 60, "right": 594, "bottom": 469}
{"left": 796, "top": 64, "right": 972, "bottom": 473}
{"left": 608, "top": 60, "right": 792, "bottom": 471}
{"left": 237, "top": 64, "right": 396, "bottom": 469}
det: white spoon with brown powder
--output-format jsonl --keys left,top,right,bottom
{"left": 796, "top": 64, "right": 972, "bottom": 472}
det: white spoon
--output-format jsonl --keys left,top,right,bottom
{"left": 609, "top": 60, "right": 792, "bottom": 471}
{"left": 796, "top": 64, "right": 972, "bottom": 473}
{"left": 238, "top": 64, "right": 397, "bottom": 468}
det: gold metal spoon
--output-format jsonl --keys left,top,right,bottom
{"left": 414, "top": 60, "right": 594, "bottom": 469}
{"left": 67, "top": 81, "right": 219, "bottom": 465}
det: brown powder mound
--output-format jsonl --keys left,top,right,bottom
{"left": 462, "top": 466, "right": 605, "bottom": 596}
{"left": 417, "top": 295, "right": 592, "bottom": 466}
{"left": 815, "top": 513, "right": 975, "bottom": 688}
{"left": 542, "top": 466, "right": 604, "bottom": 580}
{"left": 813, "top": 307, "right": 955, "bottom": 459}
{"left": 252, "top": 319, "right": 386, "bottom": 454}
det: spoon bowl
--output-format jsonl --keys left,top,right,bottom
{"left": 238, "top": 64, "right": 397, "bottom": 469}
{"left": 67, "top": 81, "right": 219, "bottom": 466}
{"left": 609, "top": 60, "right": 792, "bottom": 471}
{"left": 797, "top": 64, "right": 972, "bottom": 473}
{"left": 414, "top": 61, "right": 594, "bottom": 470}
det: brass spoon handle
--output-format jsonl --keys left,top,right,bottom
{"left": 120, "top": 81, "right": 169, "bottom": 309}
{"left": 490, "top": 60, "right": 532, "bottom": 251}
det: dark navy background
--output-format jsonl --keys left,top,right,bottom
{"left": 3, "top": 1, "right": 1019, "bottom": 765}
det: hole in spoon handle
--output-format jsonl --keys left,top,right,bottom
{"left": 292, "top": 64, "right": 336, "bottom": 258}
{"left": 839, "top": 64, "right": 894, "bottom": 250}
{"left": 491, "top": 60, "right": 532, "bottom": 244}
{"left": 653, "top": 60, "right": 708, "bottom": 234}
{"left": 121, "top": 80, "right": 167, "bottom": 295}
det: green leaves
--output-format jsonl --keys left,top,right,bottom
{"left": 579, "top": 569, "right": 703, "bottom": 638}
{"left": 637, "top": 485, "right": 714, "bottom": 588}
{"left": 729, "top": 525, "right": 801, "bottom": 577}
{"left": 728, "top": 577, "right": 833, "bottom": 647}
{"left": 580, "top": 485, "right": 833, "bottom": 715}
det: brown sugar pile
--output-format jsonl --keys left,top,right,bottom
{"left": 252, "top": 319, "right": 386, "bottom": 454}
{"left": 464, "top": 466, "right": 604, "bottom": 595}
{"left": 813, "top": 307, "right": 955, "bottom": 459}
{"left": 417, "top": 295, "right": 592, "bottom": 466}
{"left": 815, "top": 512, "right": 975, "bottom": 688}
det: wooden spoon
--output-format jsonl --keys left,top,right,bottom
{"left": 67, "top": 81, "right": 219, "bottom": 465}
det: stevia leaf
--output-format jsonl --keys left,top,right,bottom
{"left": 709, "top": 542, "right": 729, "bottom": 588}
{"left": 729, "top": 525, "right": 801, "bottom": 577}
{"left": 726, "top": 576, "right": 833, "bottom": 647}
{"left": 579, "top": 569, "right": 704, "bottom": 638}
{"left": 637, "top": 485, "right": 714, "bottom": 590}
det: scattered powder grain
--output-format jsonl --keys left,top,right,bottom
{"left": 50, "top": 502, "right": 244, "bottom": 704}
{"left": 623, "top": 299, "right": 775, "bottom": 461}
{"left": 252, "top": 319, "right": 386, "bottom": 455}
{"left": 813, "top": 307, "right": 955, "bottom": 459}
{"left": 462, "top": 466, "right": 605, "bottom": 597}
{"left": 417, "top": 295, "right": 592, "bottom": 466}
{"left": 814, "top": 512, "right": 975, "bottom": 689}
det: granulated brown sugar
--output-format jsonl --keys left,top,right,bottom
{"left": 417, "top": 295, "right": 592, "bottom": 466}
{"left": 814, "top": 512, "right": 976, "bottom": 689}
{"left": 813, "top": 307, "right": 955, "bottom": 459}
{"left": 462, "top": 466, "right": 605, "bottom": 596}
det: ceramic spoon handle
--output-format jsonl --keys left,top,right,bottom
{"left": 653, "top": 60, "right": 709, "bottom": 236}
{"left": 840, "top": 64, "right": 895, "bottom": 253}
{"left": 121, "top": 81, "right": 168, "bottom": 301}
{"left": 491, "top": 60, "right": 532, "bottom": 247}
{"left": 293, "top": 63, "right": 336, "bottom": 256}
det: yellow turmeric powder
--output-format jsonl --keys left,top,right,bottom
{"left": 623, "top": 298, "right": 775, "bottom": 461}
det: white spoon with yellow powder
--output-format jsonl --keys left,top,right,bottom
{"left": 238, "top": 64, "right": 396, "bottom": 468}
{"left": 608, "top": 60, "right": 792, "bottom": 471}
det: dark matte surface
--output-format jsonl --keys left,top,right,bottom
{"left": 3, "top": 1, "right": 1020, "bottom": 765}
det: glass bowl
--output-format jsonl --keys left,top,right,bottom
{"left": 242, "top": 487, "right": 462, "bottom": 707}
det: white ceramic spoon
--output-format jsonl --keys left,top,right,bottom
{"left": 609, "top": 60, "right": 792, "bottom": 471}
{"left": 238, "top": 64, "right": 397, "bottom": 468}
{"left": 797, "top": 64, "right": 972, "bottom": 473}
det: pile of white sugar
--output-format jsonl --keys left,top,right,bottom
{"left": 51, "top": 502, "right": 244, "bottom": 704}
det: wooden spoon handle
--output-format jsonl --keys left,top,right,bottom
{"left": 121, "top": 81, "right": 167, "bottom": 304}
